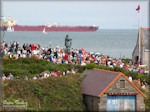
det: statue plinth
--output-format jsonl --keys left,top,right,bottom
{"left": 65, "top": 49, "right": 70, "bottom": 55}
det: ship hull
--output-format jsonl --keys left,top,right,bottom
{"left": 10, "top": 25, "right": 98, "bottom": 32}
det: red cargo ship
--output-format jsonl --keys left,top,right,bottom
{"left": 1, "top": 17, "right": 98, "bottom": 32}
{"left": 12, "top": 25, "right": 98, "bottom": 32}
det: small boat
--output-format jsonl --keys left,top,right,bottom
{"left": 11, "top": 27, "right": 15, "bottom": 32}
{"left": 42, "top": 27, "right": 48, "bottom": 34}
{"left": 7, "top": 26, "right": 11, "bottom": 32}
{"left": 7, "top": 26, "right": 14, "bottom": 32}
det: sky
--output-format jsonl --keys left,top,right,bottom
{"left": 1, "top": 0, "right": 149, "bottom": 29}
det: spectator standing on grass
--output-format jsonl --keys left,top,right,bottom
{"left": 9, "top": 73, "right": 14, "bottom": 80}
{"left": 2, "top": 74, "right": 6, "bottom": 81}
{"left": 23, "top": 43, "right": 26, "bottom": 50}
{"left": 26, "top": 43, "right": 30, "bottom": 50}
{"left": 128, "top": 76, "right": 132, "bottom": 82}
{"left": 9, "top": 53, "right": 13, "bottom": 59}
{"left": 63, "top": 71, "right": 65, "bottom": 76}
{"left": 44, "top": 72, "right": 47, "bottom": 78}
{"left": 137, "top": 61, "right": 140, "bottom": 67}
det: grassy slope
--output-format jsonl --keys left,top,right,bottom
{"left": 2, "top": 57, "right": 75, "bottom": 79}
{"left": 3, "top": 73, "right": 85, "bottom": 111}
{"left": 2, "top": 58, "right": 149, "bottom": 111}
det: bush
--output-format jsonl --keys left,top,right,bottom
{"left": 85, "top": 63, "right": 100, "bottom": 69}
{"left": 2, "top": 57, "right": 149, "bottom": 84}
{"left": 3, "top": 74, "right": 85, "bottom": 111}
{"left": 2, "top": 58, "right": 149, "bottom": 111}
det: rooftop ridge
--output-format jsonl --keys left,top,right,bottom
{"left": 93, "top": 68, "right": 121, "bottom": 74}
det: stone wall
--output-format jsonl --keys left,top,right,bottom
{"left": 83, "top": 94, "right": 99, "bottom": 111}
{"left": 136, "top": 94, "right": 145, "bottom": 111}
{"left": 83, "top": 76, "right": 145, "bottom": 111}
{"left": 105, "top": 75, "right": 145, "bottom": 111}
{"left": 98, "top": 94, "right": 107, "bottom": 111}
{"left": 143, "top": 51, "right": 150, "bottom": 70}
{"left": 105, "top": 75, "right": 141, "bottom": 94}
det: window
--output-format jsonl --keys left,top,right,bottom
{"left": 120, "top": 80, "right": 125, "bottom": 88}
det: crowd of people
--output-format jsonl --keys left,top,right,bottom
{"left": 0, "top": 69, "right": 76, "bottom": 81}
{"left": 0, "top": 41, "right": 149, "bottom": 90}
{"left": 0, "top": 72, "right": 147, "bottom": 90}
{"left": 0, "top": 41, "right": 149, "bottom": 74}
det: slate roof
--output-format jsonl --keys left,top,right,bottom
{"left": 81, "top": 68, "right": 145, "bottom": 97}
{"left": 81, "top": 69, "right": 120, "bottom": 97}
{"left": 142, "top": 28, "right": 150, "bottom": 50}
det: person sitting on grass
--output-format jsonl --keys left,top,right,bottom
{"left": 131, "top": 67, "right": 136, "bottom": 72}
{"left": 141, "top": 83, "right": 145, "bottom": 89}
{"left": 16, "top": 76, "right": 20, "bottom": 80}
{"left": 33, "top": 75, "right": 37, "bottom": 80}
{"left": 51, "top": 71, "right": 55, "bottom": 77}
{"left": 6, "top": 76, "right": 10, "bottom": 80}
{"left": 137, "top": 78, "right": 141, "bottom": 85}
{"left": 36, "top": 74, "right": 40, "bottom": 79}
{"left": 24, "top": 76, "right": 28, "bottom": 80}
{"left": 141, "top": 79, "right": 147, "bottom": 90}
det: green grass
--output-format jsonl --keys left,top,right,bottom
{"left": 2, "top": 57, "right": 149, "bottom": 111}
{"left": 2, "top": 58, "right": 149, "bottom": 84}
{"left": 2, "top": 73, "right": 85, "bottom": 111}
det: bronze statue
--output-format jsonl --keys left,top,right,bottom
{"left": 65, "top": 35, "right": 72, "bottom": 50}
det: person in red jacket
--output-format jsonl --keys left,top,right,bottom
{"left": 31, "top": 44, "right": 35, "bottom": 50}
{"left": 137, "top": 61, "right": 140, "bottom": 67}
{"left": 64, "top": 53, "right": 68, "bottom": 60}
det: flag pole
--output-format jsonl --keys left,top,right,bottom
{"left": 138, "top": 4, "right": 141, "bottom": 63}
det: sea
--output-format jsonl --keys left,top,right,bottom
{"left": 3, "top": 29, "right": 138, "bottom": 59}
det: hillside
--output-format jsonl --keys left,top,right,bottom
{"left": 2, "top": 73, "right": 85, "bottom": 111}
{"left": 1, "top": 57, "right": 149, "bottom": 111}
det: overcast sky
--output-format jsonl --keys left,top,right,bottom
{"left": 1, "top": 0, "right": 149, "bottom": 29}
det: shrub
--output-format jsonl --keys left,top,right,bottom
{"left": 2, "top": 74, "right": 85, "bottom": 111}
{"left": 85, "top": 63, "right": 100, "bottom": 69}
{"left": 2, "top": 57, "right": 149, "bottom": 84}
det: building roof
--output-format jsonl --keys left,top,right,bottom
{"left": 81, "top": 68, "right": 145, "bottom": 97}
{"left": 142, "top": 28, "right": 150, "bottom": 51}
